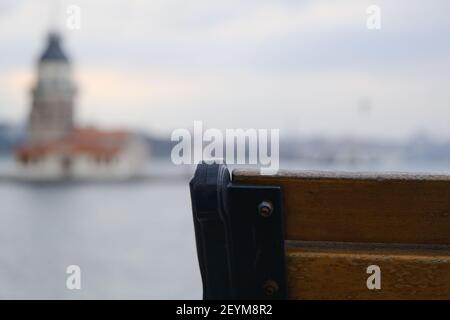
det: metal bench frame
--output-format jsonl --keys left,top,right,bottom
{"left": 190, "top": 162, "right": 287, "bottom": 299}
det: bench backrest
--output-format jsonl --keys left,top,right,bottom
{"left": 190, "top": 163, "right": 450, "bottom": 299}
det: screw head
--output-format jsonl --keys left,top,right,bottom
{"left": 258, "top": 201, "right": 273, "bottom": 217}
{"left": 263, "top": 280, "right": 279, "bottom": 296}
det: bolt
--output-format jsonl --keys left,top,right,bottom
{"left": 258, "top": 201, "right": 273, "bottom": 217}
{"left": 263, "top": 280, "right": 279, "bottom": 296}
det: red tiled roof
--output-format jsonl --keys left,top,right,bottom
{"left": 15, "top": 127, "right": 129, "bottom": 161}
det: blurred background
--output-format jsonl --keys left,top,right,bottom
{"left": 0, "top": 0, "right": 450, "bottom": 298}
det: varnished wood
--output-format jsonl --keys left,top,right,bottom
{"left": 233, "top": 169, "right": 450, "bottom": 244}
{"left": 286, "top": 242, "right": 450, "bottom": 300}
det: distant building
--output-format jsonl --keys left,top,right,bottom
{"left": 27, "top": 32, "right": 75, "bottom": 144}
{"left": 15, "top": 32, "right": 148, "bottom": 180}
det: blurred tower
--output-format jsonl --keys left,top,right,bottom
{"left": 16, "top": 30, "right": 148, "bottom": 180}
{"left": 27, "top": 32, "right": 76, "bottom": 144}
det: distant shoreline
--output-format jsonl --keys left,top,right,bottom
{"left": 0, "top": 172, "right": 191, "bottom": 184}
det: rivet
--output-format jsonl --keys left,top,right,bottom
{"left": 258, "top": 201, "right": 273, "bottom": 217}
{"left": 263, "top": 279, "right": 279, "bottom": 296}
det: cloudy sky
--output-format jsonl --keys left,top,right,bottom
{"left": 1, "top": 0, "right": 449, "bottom": 140}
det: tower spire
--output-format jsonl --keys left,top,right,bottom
{"left": 40, "top": 33, "right": 69, "bottom": 63}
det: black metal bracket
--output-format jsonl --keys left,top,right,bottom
{"left": 190, "top": 162, "right": 287, "bottom": 299}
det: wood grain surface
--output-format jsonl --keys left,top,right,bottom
{"left": 286, "top": 242, "right": 450, "bottom": 299}
{"left": 233, "top": 169, "right": 450, "bottom": 244}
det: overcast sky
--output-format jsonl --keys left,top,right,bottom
{"left": 1, "top": 0, "right": 450, "bottom": 140}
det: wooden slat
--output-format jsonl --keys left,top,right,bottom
{"left": 233, "top": 170, "right": 450, "bottom": 244}
{"left": 286, "top": 242, "right": 450, "bottom": 300}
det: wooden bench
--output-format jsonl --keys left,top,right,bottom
{"left": 190, "top": 162, "right": 450, "bottom": 300}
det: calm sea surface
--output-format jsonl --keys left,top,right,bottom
{"left": 0, "top": 157, "right": 449, "bottom": 299}
{"left": 0, "top": 158, "right": 200, "bottom": 299}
